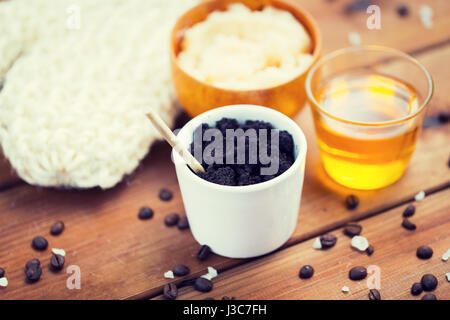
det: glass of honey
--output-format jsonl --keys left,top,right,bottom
{"left": 306, "top": 46, "right": 433, "bottom": 190}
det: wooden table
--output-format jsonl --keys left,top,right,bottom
{"left": 0, "top": 0, "right": 449, "bottom": 300}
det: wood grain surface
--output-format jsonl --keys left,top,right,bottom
{"left": 0, "top": 0, "right": 449, "bottom": 300}
{"left": 162, "top": 189, "right": 450, "bottom": 300}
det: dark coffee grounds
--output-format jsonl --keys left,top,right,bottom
{"left": 190, "top": 118, "right": 295, "bottom": 186}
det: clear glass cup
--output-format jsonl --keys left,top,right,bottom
{"left": 305, "top": 46, "right": 433, "bottom": 190}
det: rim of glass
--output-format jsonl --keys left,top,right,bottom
{"left": 305, "top": 45, "right": 434, "bottom": 127}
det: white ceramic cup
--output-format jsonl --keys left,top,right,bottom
{"left": 173, "top": 105, "right": 307, "bottom": 258}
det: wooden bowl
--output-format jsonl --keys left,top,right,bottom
{"left": 170, "top": 0, "right": 322, "bottom": 118}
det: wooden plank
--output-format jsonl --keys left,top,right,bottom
{"left": 160, "top": 188, "right": 450, "bottom": 300}
{"left": 0, "top": 0, "right": 450, "bottom": 186}
{"left": 0, "top": 2, "right": 449, "bottom": 300}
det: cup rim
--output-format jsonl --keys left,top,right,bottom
{"left": 170, "top": 0, "right": 322, "bottom": 93}
{"left": 172, "top": 105, "right": 307, "bottom": 193}
{"left": 305, "top": 45, "right": 434, "bottom": 127}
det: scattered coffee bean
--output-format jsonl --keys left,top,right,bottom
{"left": 368, "top": 289, "right": 381, "bottom": 300}
{"left": 138, "top": 207, "right": 154, "bottom": 220}
{"left": 177, "top": 216, "right": 189, "bottom": 230}
{"left": 299, "top": 265, "right": 314, "bottom": 279}
{"left": 173, "top": 265, "right": 190, "bottom": 277}
{"left": 411, "top": 282, "right": 423, "bottom": 296}
{"left": 403, "top": 205, "right": 416, "bottom": 218}
{"left": 345, "top": 195, "right": 359, "bottom": 210}
{"left": 417, "top": 246, "right": 433, "bottom": 260}
{"left": 195, "top": 277, "right": 213, "bottom": 293}
{"left": 421, "top": 293, "right": 437, "bottom": 300}
{"left": 25, "top": 258, "right": 41, "bottom": 270}
{"left": 349, "top": 266, "right": 367, "bottom": 281}
{"left": 438, "top": 111, "right": 450, "bottom": 124}
{"left": 396, "top": 4, "right": 409, "bottom": 17}
{"left": 197, "top": 245, "right": 212, "bottom": 261}
{"left": 25, "top": 264, "right": 42, "bottom": 283}
{"left": 320, "top": 235, "right": 337, "bottom": 249}
{"left": 344, "top": 224, "right": 362, "bottom": 237}
{"left": 179, "top": 277, "right": 197, "bottom": 288}
{"left": 0, "top": 267, "right": 5, "bottom": 278}
{"left": 50, "top": 254, "right": 65, "bottom": 271}
{"left": 222, "top": 296, "right": 236, "bottom": 300}
{"left": 366, "top": 245, "right": 374, "bottom": 256}
{"left": 402, "top": 219, "right": 416, "bottom": 231}
{"left": 163, "top": 283, "right": 178, "bottom": 300}
{"left": 164, "top": 213, "right": 180, "bottom": 227}
{"left": 32, "top": 236, "right": 48, "bottom": 251}
{"left": 159, "top": 188, "right": 173, "bottom": 201}
{"left": 50, "top": 221, "right": 65, "bottom": 236}
{"left": 421, "top": 274, "right": 438, "bottom": 291}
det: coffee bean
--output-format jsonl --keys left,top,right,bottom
{"left": 25, "top": 265, "right": 42, "bottom": 283}
{"left": 366, "top": 245, "right": 374, "bottom": 256}
{"left": 195, "top": 277, "right": 213, "bottom": 293}
{"left": 411, "top": 282, "right": 423, "bottom": 296}
{"left": 32, "top": 236, "right": 48, "bottom": 251}
{"left": 438, "top": 111, "right": 450, "bottom": 124}
{"left": 159, "top": 188, "right": 173, "bottom": 201}
{"left": 177, "top": 216, "right": 189, "bottom": 230}
{"left": 344, "top": 224, "right": 362, "bottom": 237}
{"left": 349, "top": 266, "right": 367, "bottom": 281}
{"left": 50, "top": 221, "right": 65, "bottom": 236}
{"left": 402, "top": 219, "right": 416, "bottom": 231}
{"left": 299, "top": 265, "right": 314, "bottom": 279}
{"left": 179, "top": 277, "right": 197, "bottom": 288}
{"left": 368, "top": 289, "right": 381, "bottom": 300}
{"left": 396, "top": 4, "right": 409, "bottom": 17}
{"left": 345, "top": 195, "right": 359, "bottom": 210}
{"left": 403, "top": 205, "right": 415, "bottom": 218}
{"left": 320, "top": 235, "right": 337, "bottom": 249}
{"left": 163, "top": 283, "right": 178, "bottom": 300}
{"left": 197, "top": 245, "right": 212, "bottom": 261}
{"left": 50, "top": 254, "right": 65, "bottom": 271}
{"left": 173, "top": 265, "right": 190, "bottom": 277}
{"left": 164, "top": 213, "right": 180, "bottom": 227}
{"left": 222, "top": 296, "right": 236, "bottom": 300}
{"left": 421, "top": 293, "right": 437, "bottom": 300}
{"left": 138, "top": 207, "right": 154, "bottom": 220}
{"left": 421, "top": 274, "right": 438, "bottom": 291}
{"left": 417, "top": 246, "right": 433, "bottom": 260}
{"left": 25, "top": 258, "right": 40, "bottom": 270}
{"left": 0, "top": 267, "right": 5, "bottom": 278}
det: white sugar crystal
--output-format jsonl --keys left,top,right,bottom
{"left": 52, "top": 248, "right": 66, "bottom": 257}
{"left": 419, "top": 5, "right": 434, "bottom": 29}
{"left": 351, "top": 236, "right": 369, "bottom": 251}
{"left": 164, "top": 270, "right": 174, "bottom": 279}
{"left": 207, "top": 266, "right": 218, "bottom": 279}
{"left": 201, "top": 273, "right": 213, "bottom": 281}
{"left": 442, "top": 249, "right": 450, "bottom": 262}
{"left": 312, "top": 237, "right": 322, "bottom": 250}
{"left": 414, "top": 191, "right": 425, "bottom": 202}
{"left": 0, "top": 277, "right": 8, "bottom": 287}
{"left": 348, "top": 32, "right": 361, "bottom": 46}
{"left": 446, "top": 272, "right": 450, "bottom": 282}
{"left": 341, "top": 286, "right": 350, "bottom": 293}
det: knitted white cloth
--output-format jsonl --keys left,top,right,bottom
{"left": 0, "top": 0, "right": 197, "bottom": 189}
